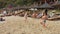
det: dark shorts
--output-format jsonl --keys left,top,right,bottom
{"left": 43, "top": 20, "right": 46, "bottom": 23}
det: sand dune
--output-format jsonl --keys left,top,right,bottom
{"left": 0, "top": 16, "right": 60, "bottom": 34}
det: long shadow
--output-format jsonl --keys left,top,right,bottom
{"left": 48, "top": 18, "right": 60, "bottom": 21}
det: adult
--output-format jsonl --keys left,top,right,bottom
{"left": 32, "top": 11, "right": 38, "bottom": 18}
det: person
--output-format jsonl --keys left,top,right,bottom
{"left": 32, "top": 12, "right": 38, "bottom": 18}
{"left": 24, "top": 12, "right": 28, "bottom": 22}
{"left": 3, "top": 10, "right": 7, "bottom": 16}
{"left": 40, "top": 9, "right": 48, "bottom": 27}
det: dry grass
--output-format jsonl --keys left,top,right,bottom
{"left": 0, "top": 16, "right": 60, "bottom": 34}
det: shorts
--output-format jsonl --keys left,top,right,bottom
{"left": 43, "top": 20, "right": 46, "bottom": 23}
{"left": 40, "top": 19, "right": 46, "bottom": 23}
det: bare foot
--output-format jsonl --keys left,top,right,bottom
{"left": 43, "top": 24, "right": 47, "bottom": 28}
{"left": 40, "top": 22, "right": 42, "bottom": 24}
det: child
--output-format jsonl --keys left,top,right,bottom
{"left": 40, "top": 9, "right": 48, "bottom": 27}
{"left": 24, "top": 12, "right": 28, "bottom": 22}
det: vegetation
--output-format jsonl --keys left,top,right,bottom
{"left": 0, "top": 0, "right": 39, "bottom": 8}
{"left": 56, "top": 9, "right": 60, "bottom": 12}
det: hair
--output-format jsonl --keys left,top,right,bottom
{"left": 42, "top": 9, "right": 48, "bottom": 16}
{"left": 44, "top": 9, "right": 48, "bottom": 15}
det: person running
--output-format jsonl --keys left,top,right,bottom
{"left": 40, "top": 9, "right": 48, "bottom": 27}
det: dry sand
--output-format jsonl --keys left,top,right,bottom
{"left": 0, "top": 16, "right": 60, "bottom": 34}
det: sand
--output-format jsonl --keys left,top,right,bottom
{"left": 0, "top": 16, "right": 60, "bottom": 34}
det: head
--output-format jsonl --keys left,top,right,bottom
{"left": 43, "top": 12, "right": 47, "bottom": 16}
{"left": 44, "top": 9, "right": 48, "bottom": 15}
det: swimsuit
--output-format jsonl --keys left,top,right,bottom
{"left": 43, "top": 20, "right": 46, "bottom": 23}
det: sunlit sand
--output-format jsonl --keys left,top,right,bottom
{"left": 0, "top": 16, "right": 60, "bottom": 34}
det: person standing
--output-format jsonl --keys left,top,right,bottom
{"left": 24, "top": 12, "right": 28, "bottom": 22}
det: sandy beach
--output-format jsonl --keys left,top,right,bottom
{"left": 0, "top": 16, "right": 60, "bottom": 34}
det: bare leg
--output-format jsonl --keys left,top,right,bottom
{"left": 43, "top": 23, "right": 46, "bottom": 27}
{"left": 40, "top": 20, "right": 43, "bottom": 25}
{"left": 24, "top": 17, "right": 27, "bottom": 23}
{"left": 40, "top": 22, "right": 43, "bottom": 25}
{"left": 40, "top": 21, "right": 46, "bottom": 28}
{"left": 43, "top": 22, "right": 47, "bottom": 28}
